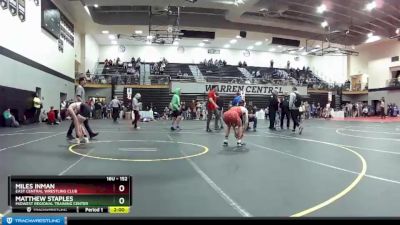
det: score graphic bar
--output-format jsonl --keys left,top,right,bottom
{"left": 8, "top": 176, "right": 132, "bottom": 214}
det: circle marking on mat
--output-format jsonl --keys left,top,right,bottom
{"left": 262, "top": 132, "right": 367, "bottom": 217}
{"left": 69, "top": 140, "right": 208, "bottom": 162}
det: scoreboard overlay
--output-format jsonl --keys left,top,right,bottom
{"left": 8, "top": 176, "right": 132, "bottom": 214}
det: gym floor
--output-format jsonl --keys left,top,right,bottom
{"left": 0, "top": 118, "right": 400, "bottom": 217}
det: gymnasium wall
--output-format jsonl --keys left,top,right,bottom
{"left": 99, "top": 45, "right": 311, "bottom": 70}
{"left": 309, "top": 55, "right": 348, "bottom": 84}
{"left": 0, "top": 0, "right": 75, "bottom": 78}
{"left": 84, "top": 34, "right": 100, "bottom": 73}
{"left": 98, "top": 44, "right": 348, "bottom": 84}
{"left": 342, "top": 94, "right": 368, "bottom": 103}
{"left": 85, "top": 88, "right": 112, "bottom": 103}
{"left": 0, "top": 53, "right": 75, "bottom": 112}
{"left": 349, "top": 39, "right": 400, "bottom": 89}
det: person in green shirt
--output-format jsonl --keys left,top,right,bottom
{"left": 3, "top": 108, "right": 19, "bottom": 127}
{"left": 170, "top": 88, "right": 182, "bottom": 131}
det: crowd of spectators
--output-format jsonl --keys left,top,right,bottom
{"left": 151, "top": 58, "right": 168, "bottom": 75}
{"left": 201, "top": 58, "right": 227, "bottom": 68}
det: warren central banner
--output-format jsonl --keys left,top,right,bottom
{"left": 170, "top": 82, "right": 307, "bottom": 95}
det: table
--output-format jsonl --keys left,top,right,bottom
{"left": 139, "top": 110, "right": 154, "bottom": 119}
{"left": 331, "top": 111, "right": 344, "bottom": 118}
{"left": 256, "top": 110, "right": 265, "bottom": 120}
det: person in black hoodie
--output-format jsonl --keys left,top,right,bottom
{"left": 268, "top": 90, "right": 279, "bottom": 130}
{"left": 280, "top": 91, "right": 290, "bottom": 130}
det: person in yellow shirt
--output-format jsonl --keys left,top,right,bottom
{"left": 33, "top": 94, "right": 42, "bottom": 123}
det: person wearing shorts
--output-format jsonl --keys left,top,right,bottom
{"left": 170, "top": 88, "right": 182, "bottom": 131}
{"left": 67, "top": 102, "right": 91, "bottom": 144}
{"left": 223, "top": 101, "right": 248, "bottom": 147}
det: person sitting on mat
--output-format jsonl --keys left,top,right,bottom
{"left": 223, "top": 100, "right": 249, "bottom": 147}
{"left": 3, "top": 108, "right": 19, "bottom": 127}
{"left": 67, "top": 102, "right": 91, "bottom": 144}
{"left": 47, "top": 106, "right": 59, "bottom": 125}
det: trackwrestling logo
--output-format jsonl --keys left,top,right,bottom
{"left": 2, "top": 216, "right": 64, "bottom": 225}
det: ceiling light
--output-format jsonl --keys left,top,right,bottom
{"left": 366, "top": 35, "right": 381, "bottom": 43}
{"left": 247, "top": 46, "right": 254, "bottom": 50}
{"left": 255, "top": 41, "right": 262, "bottom": 46}
{"left": 94, "top": 4, "right": 98, "bottom": 8}
{"left": 301, "top": 52, "right": 308, "bottom": 56}
{"left": 365, "top": 1, "right": 377, "bottom": 11}
{"left": 351, "top": 45, "right": 356, "bottom": 50}
{"left": 198, "top": 43, "right": 205, "bottom": 47}
{"left": 84, "top": 5, "right": 91, "bottom": 16}
{"left": 203, "top": 39, "right": 209, "bottom": 42}
{"left": 317, "top": 4, "right": 326, "bottom": 14}
{"left": 146, "top": 41, "right": 151, "bottom": 45}
{"left": 111, "top": 40, "right": 117, "bottom": 45}
{"left": 108, "top": 34, "right": 116, "bottom": 40}
{"left": 224, "top": 44, "right": 230, "bottom": 48}
{"left": 135, "top": 30, "right": 143, "bottom": 34}
{"left": 147, "top": 35, "right": 153, "bottom": 40}
{"left": 102, "top": 30, "right": 109, "bottom": 34}
{"left": 265, "top": 38, "right": 269, "bottom": 42}
{"left": 311, "top": 49, "right": 319, "bottom": 53}
{"left": 230, "top": 39, "right": 237, "bottom": 44}
{"left": 321, "top": 20, "right": 329, "bottom": 28}
{"left": 289, "top": 51, "right": 296, "bottom": 54}
{"left": 278, "top": 45, "right": 282, "bottom": 48}
{"left": 316, "top": 45, "right": 321, "bottom": 48}
{"left": 173, "top": 41, "right": 179, "bottom": 45}
{"left": 299, "top": 47, "right": 304, "bottom": 50}
{"left": 396, "top": 28, "right": 400, "bottom": 35}
{"left": 270, "top": 48, "right": 276, "bottom": 52}
{"left": 368, "top": 32, "right": 373, "bottom": 38}
{"left": 236, "top": 35, "right": 242, "bottom": 39}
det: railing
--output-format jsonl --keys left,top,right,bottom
{"left": 76, "top": 73, "right": 170, "bottom": 86}
{"left": 77, "top": 73, "right": 340, "bottom": 91}
{"left": 387, "top": 78, "right": 400, "bottom": 88}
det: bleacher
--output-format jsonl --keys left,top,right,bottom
{"left": 197, "top": 65, "right": 244, "bottom": 80}
{"left": 163, "top": 63, "right": 195, "bottom": 81}
{"left": 94, "top": 58, "right": 330, "bottom": 88}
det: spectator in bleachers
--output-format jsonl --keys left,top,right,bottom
{"left": 3, "top": 108, "right": 19, "bottom": 127}
{"left": 222, "top": 60, "right": 227, "bottom": 66}
{"left": 177, "top": 70, "right": 183, "bottom": 79}
{"left": 238, "top": 61, "right": 243, "bottom": 67}
{"left": 270, "top": 59, "right": 274, "bottom": 68}
{"left": 287, "top": 60, "right": 290, "bottom": 70}
{"left": 183, "top": 72, "right": 189, "bottom": 79}
{"left": 243, "top": 61, "right": 247, "bottom": 67}
{"left": 208, "top": 58, "right": 213, "bottom": 67}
